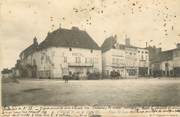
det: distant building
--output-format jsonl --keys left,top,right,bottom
{"left": 1, "top": 69, "right": 13, "bottom": 78}
{"left": 19, "top": 37, "right": 39, "bottom": 78}
{"left": 101, "top": 36, "right": 149, "bottom": 78}
{"left": 137, "top": 48, "right": 149, "bottom": 76}
{"left": 101, "top": 36, "right": 126, "bottom": 77}
{"left": 150, "top": 44, "right": 180, "bottom": 77}
{"left": 173, "top": 44, "right": 180, "bottom": 76}
{"left": 146, "top": 46, "right": 162, "bottom": 76}
{"left": 19, "top": 27, "right": 102, "bottom": 79}
{"left": 124, "top": 40, "right": 138, "bottom": 78}
{"left": 11, "top": 60, "right": 21, "bottom": 78}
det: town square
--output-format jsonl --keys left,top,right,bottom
{"left": 2, "top": 78, "right": 180, "bottom": 106}
{"left": 1, "top": 1, "right": 180, "bottom": 115}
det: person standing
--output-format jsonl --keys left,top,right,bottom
{"left": 63, "top": 69, "right": 69, "bottom": 83}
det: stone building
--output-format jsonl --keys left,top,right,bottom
{"left": 19, "top": 27, "right": 102, "bottom": 79}
{"left": 150, "top": 44, "right": 180, "bottom": 77}
{"left": 173, "top": 44, "right": 180, "bottom": 76}
{"left": 101, "top": 36, "right": 149, "bottom": 78}
{"left": 19, "top": 37, "right": 39, "bottom": 78}
{"left": 137, "top": 48, "right": 149, "bottom": 76}
{"left": 124, "top": 40, "right": 138, "bottom": 77}
{"left": 146, "top": 46, "right": 162, "bottom": 76}
{"left": 101, "top": 36, "right": 126, "bottom": 78}
{"left": 1, "top": 69, "right": 13, "bottom": 78}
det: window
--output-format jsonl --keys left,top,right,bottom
{"left": 85, "top": 58, "right": 88, "bottom": 63}
{"left": 141, "top": 55, "right": 144, "bottom": 60}
{"left": 69, "top": 48, "right": 72, "bottom": 51}
{"left": 128, "top": 69, "right": 137, "bottom": 76}
{"left": 146, "top": 55, "right": 148, "bottom": 60}
{"left": 106, "top": 70, "right": 109, "bottom": 75}
{"left": 41, "top": 55, "right": 44, "bottom": 64}
{"left": 33, "top": 59, "right": 36, "bottom": 65}
{"left": 75, "top": 57, "right": 81, "bottom": 63}
{"left": 116, "top": 58, "right": 119, "bottom": 64}
{"left": 94, "top": 57, "right": 98, "bottom": 63}
{"left": 64, "top": 57, "right": 67, "bottom": 63}
{"left": 90, "top": 58, "right": 93, "bottom": 64}
{"left": 46, "top": 56, "right": 49, "bottom": 63}
{"left": 112, "top": 58, "right": 116, "bottom": 64}
{"left": 86, "top": 58, "right": 93, "bottom": 64}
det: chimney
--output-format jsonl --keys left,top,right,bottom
{"left": 114, "top": 34, "right": 117, "bottom": 39}
{"left": 176, "top": 43, "right": 180, "bottom": 49}
{"left": 59, "top": 23, "right": 61, "bottom": 29}
{"left": 125, "top": 37, "right": 130, "bottom": 46}
{"left": 17, "top": 60, "right": 20, "bottom": 63}
{"left": 33, "top": 37, "right": 38, "bottom": 46}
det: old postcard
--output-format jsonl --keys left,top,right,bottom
{"left": 1, "top": 0, "right": 180, "bottom": 116}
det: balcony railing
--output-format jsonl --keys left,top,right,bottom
{"left": 111, "top": 63, "right": 125, "bottom": 68}
{"left": 68, "top": 62, "right": 93, "bottom": 67}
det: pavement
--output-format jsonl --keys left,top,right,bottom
{"left": 2, "top": 78, "right": 180, "bottom": 107}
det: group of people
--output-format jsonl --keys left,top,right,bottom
{"left": 110, "top": 70, "right": 121, "bottom": 79}
{"left": 63, "top": 70, "right": 121, "bottom": 83}
{"left": 63, "top": 72, "right": 80, "bottom": 83}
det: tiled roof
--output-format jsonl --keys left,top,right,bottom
{"left": 101, "top": 36, "right": 145, "bottom": 53}
{"left": 38, "top": 27, "right": 100, "bottom": 50}
{"left": 101, "top": 36, "right": 117, "bottom": 52}
{"left": 20, "top": 37, "right": 38, "bottom": 58}
{"left": 1, "top": 69, "right": 12, "bottom": 74}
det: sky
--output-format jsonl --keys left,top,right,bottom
{"left": 0, "top": 0, "right": 180, "bottom": 70}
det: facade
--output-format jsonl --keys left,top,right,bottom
{"left": 11, "top": 67, "right": 20, "bottom": 78}
{"left": 150, "top": 44, "right": 180, "bottom": 77}
{"left": 101, "top": 36, "right": 149, "bottom": 78}
{"left": 124, "top": 45, "right": 138, "bottom": 77}
{"left": 137, "top": 48, "right": 149, "bottom": 76}
{"left": 1, "top": 69, "right": 13, "bottom": 78}
{"left": 173, "top": 45, "right": 180, "bottom": 76}
{"left": 146, "top": 46, "right": 162, "bottom": 76}
{"left": 102, "top": 38, "right": 125, "bottom": 77}
{"left": 101, "top": 36, "right": 125, "bottom": 78}
{"left": 19, "top": 37, "right": 38, "bottom": 78}
{"left": 19, "top": 27, "right": 102, "bottom": 79}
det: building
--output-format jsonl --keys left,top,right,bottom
{"left": 173, "top": 44, "right": 180, "bottom": 76}
{"left": 101, "top": 35, "right": 149, "bottom": 78}
{"left": 1, "top": 69, "right": 13, "bottom": 78}
{"left": 124, "top": 40, "right": 138, "bottom": 78}
{"left": 151, "top": 43, "right": 180, "bottom": 77}
{"left": 146, "top": 46, "right": 162, "bottom": 76}
{"left": 19, "top": 37, "right": 39, "bottom": 78}
{"left": 19, "top": 27, "right": 102, "bottom": 79}
{"left": 101, "top": 36, "right": 126, "bottom": 78}
{"left": 137, "top": 48, "right": 149, "bottom": 76}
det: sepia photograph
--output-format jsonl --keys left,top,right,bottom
{"left": 1, "top": 0, "right": 180, "bottom": 116}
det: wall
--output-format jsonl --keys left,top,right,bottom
{"left": 102, "top": 48, "right": 125, "bottom": 77}
{"left": 32, "top": 47, "right": 102, "bottom": 78}
{"left": 137, "top": 48, "right": 149, "bottom": 68}
{"left": 173, "top": 49, "right": 180, "bottom": 67}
